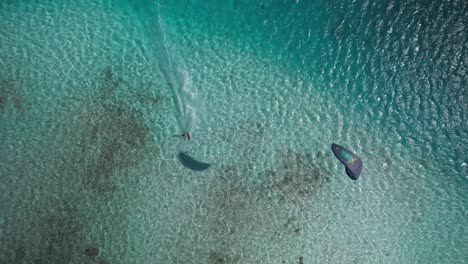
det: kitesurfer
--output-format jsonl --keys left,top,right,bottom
{"left": 182, "top": 132, "right": 191, "bottom": 140}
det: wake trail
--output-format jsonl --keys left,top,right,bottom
{"left": 153, "top": 4, "right": 199, "bottom": 133}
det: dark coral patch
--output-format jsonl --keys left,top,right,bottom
{"left": 85, "top": 246, "right": 99, "bottom": 257}
{"left": 62, "top": 100, "right": 151, "bottom": 193}
{"left": 266, "top": 149, "right": 330, "bottom": 204}
{"left": 59, "top": 68, "right": 155, "bottom": 194}
{"left": 0, "top": 79, "right": 24, "bottom": 113}
{"left": 208, "top": 250, "right": 240, "bottom": 264}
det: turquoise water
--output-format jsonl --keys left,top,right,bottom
{"left": 0, "top": 0, "right": 466, "bottom": 263}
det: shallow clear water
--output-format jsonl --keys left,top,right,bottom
{"left": 0, "top": 0, "right": 466, "bottom": 263}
